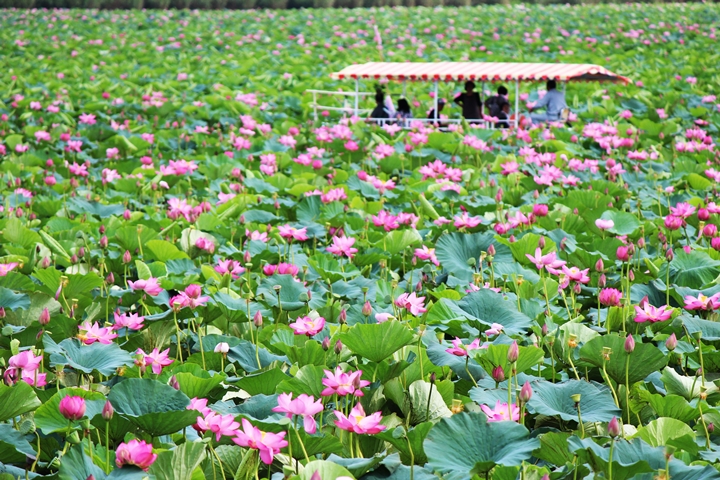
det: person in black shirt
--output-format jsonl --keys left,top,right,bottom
{"left": 427, "top": 99, "right": 445, "bottom": 125}
{"left": 495, "top": 103, "right": 510, "bottom": 129}
{"left": 453, "top": 81, "right": 482, "bottom": 121}
{"left": 368, "top": 87, "right": 390, "bottom": 122}
{"left": 395, "top": 98, "right": 412, "bottom": 125}
{"left": 485, "top": 85, "right": 510, "bottom": 119}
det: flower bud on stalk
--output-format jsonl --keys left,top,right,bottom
{"left": 507, "top": 341, "right": 519, "bottom": 363}
{"left": 665, "top": 333, "right": 677, "bottom": 351}
{"left": 519, "top": 382, "right": 533, "bottom": 404}
{"left": 492, "top": 365, "right": 505, "bottom": 383}
{"left": 253, "top": 311, "right": 263, "bottom": 327}
{"left": 102, "top": 401, "right": 114, "bottom": 421}
{"left": 624, "top": 335, "right": 635, "bottom": 353}
{"left": 608, "top": 416, "right": 621, "bottom": 437}
{"left": 334, "top": 340, "right": 343, "bottom": 355}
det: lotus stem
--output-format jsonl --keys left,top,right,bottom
{"left": 465, "top": 356, "right": 478, "bottom": 387}
{"left": 608, "top": 438, "right": 614, "bottom": 480}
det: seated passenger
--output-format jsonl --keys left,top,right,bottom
{"left": 495, "top": 103, "right": 511, "bottom": 129}
{"left": 426, "top": 99, "right": 445, "bottom": 125}
{"left": 528, "top": 80, "right": 568, "bottom": 124}
{"left": 368, "top": 87, "right": 390, "bottom": 123}
{"left": 485, "top": 85, "right": 510, "bottom": 119}
{"left": 395, "top": 98, "right": 412, "bottom": 125}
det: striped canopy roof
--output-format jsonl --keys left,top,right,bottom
{"left": 331, "top": 62, "right": 630, "bottom": 84}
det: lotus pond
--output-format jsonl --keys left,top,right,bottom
{"left": 3, "top": 3, "right": 720, "bottom": 480}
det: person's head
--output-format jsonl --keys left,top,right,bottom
{"left": 498, "top": 85, "right": 508, "bottom": 96}
{"left": 374, "top": 87, "right": 385, "bottom": 106}
{"left": 547, "top": 80, "right": 557, "bottom": 91}
{"left": 438, "top": 99, "right": 446, "bottom": 111}
{"left": 464, "top": 81, "right": 475, "bottom": 92}
{"left": 397, "top": 98, "right": 411, "bottom": 113}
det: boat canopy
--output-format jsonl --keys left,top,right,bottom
{"left": 330, "top": 62, "right": 630, "bottom": 84}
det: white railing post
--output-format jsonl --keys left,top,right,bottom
{"left": 313, "top": 91, "right": 318, "bottom": 122}
{"left": 515, "top": 79, "right": 520, "bottom": 128}
{"left": 433, "top": 80, "right": 439, "bottom": 122}
{"left": 354, "top": 80, "right": 359, "bottom": 117}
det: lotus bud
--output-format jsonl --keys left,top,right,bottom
{"left": 637, "top": 237, "right": 646, "bottom": 249}
{"left": 595, "top": 258, "right": 604, "bottom": 273}
{"left": 598, "top": 274, "right": 606, "bottom": 287}
{"left": 698, "top": 208, "right": 710, "bottom": 221}
{"left": 214, "top": 342, "right": 230, "bottom": 354}
{"left": 253, "top": 311, "right": 263, "bottom": 327}
{"left": 70, "top": 254, "right": 78, "bottom": 264}
{"left": 709, "top": 423, "right": 715, "bottom": 433}
{"left": 665, "top": 333, "right": 677, "bottom": 351}
{"left": 666, "top": 248, "right": 674, "bottom": 262}
{"left": 491, "top": 365, "right": 505, "bottom": 383}
{"left": 87, "top": 475, "right": 96, "bottom": 480}
{"left": 509, "top": 235, "right": 516, "bottom": 243}
{"left": 169, "top": 375, "right": 180, "bottom": 390}
{"left": 519, "top": 381, "right": 533, "bottom": 403}
{"left": 99, "top": 235, "right": 108, "bottom": 248}
{"left": 122, "top": 250, "right": 132, "bottom": 264}
{"left": 36, "top": 307, "right": 51, "bottom": 326}
{"left": 41, "top": 256, "right": 51, "bottom": 268}
{"left": 59, "top": 396, "right": 86, "bottom": 421}
{"left": 487, "top": 244, "right": 496, "bottom": 256}
{"left": 628, "top": 269, "right": 635, "bottom": 282}
{"left": 334, "top": 340, "right": 343, "bottom": 355}
{"left": 538, "top": 237, "right": 546, "bottom": 249}
{"left": 573, "top": 282, "right": 582, "bottom": 294}
{"left": 0, "top": 307, "right": 5, "bottom": 319}
{"left": 608, "top": 416, "right": 621, "bottom": 437}
{"left": 102, "top": 401, "right": 114, "bottom": 421}
{"left": 624, "top": 335, "right": 635, "bottom": 353}
{"left": 429, "top": 372, "right": 436, "bottom": 384}
{"left": 123, "top": 209, "right": 132, "bottom": 220}
{"left": 362, "top": 301, "right": 372, "bottom": 316}
{"left": 507, "top": 341, "right": 519, "bottom": 363}
{"left": 306, "top": 289, "right": 312, "bottom": 301}
{"left": 106, "top": 272, "right": 115, "bottom": 284}
{"left": 541, "top": 323, "right": 548, "bottom": 336}
{"left": 321, "top": 337, "right": 331, "bottom": 351}
{"left": 244, "top": 250, "right": 252, "bottom": 263}
{"left": 616, "top": 246, "right": 629, "bottom": 262}
{"left": 338, "top": 309, "right": 347, "bottom": 325}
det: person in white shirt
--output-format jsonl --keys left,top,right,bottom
{"left": 529, "top": 80, "right": 567, "bottom": 123}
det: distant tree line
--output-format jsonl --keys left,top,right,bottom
{"left": 0, "top": 0, "right": 680, "bottom": 10}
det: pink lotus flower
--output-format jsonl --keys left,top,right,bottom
{"left": 272, "top": 393, "right": 324, "bottom": 434}
{"left": 170, "top": 284, "right": 210, "bottom": 310}
{"left": 278, "top": 225, "right": 308, "bottom": 242}
{"left": 670, "top": 202, "right": 697, "bottom": 219}
{"left": 445, "top": 337, "right": 482, "bottom": 357}
{"left": 78, "top": 113, "right": 96, "bottom": 125}
{"left": 187, "top": 397, "right": 213, "bottom": 418}
{"left": 288, "top": 315, "right": 325, "bottom": 336}
{"left": 326, "top": 235, "right": 358, "bottom": 259}
{"left": 481, "top": 400, "right": 520, "bottom": 422}
{"left": 561, "top": 266, "right": 590, "bottom": 284}
{"left": 395, "top": 292, "right": 427, "bottom": 316}
{"left": 113, "top": 311, "right": 145, "bottom": 331}
{"left": 77, "top": 321, "right": 118, "bottom": 345}
{"left": 321, "top": 367, "right": 370, "bottom": 397}
{"left": 525, "top": 248, "right": 566, "bottom": 272}
{"left": 115, "top": 439, "right": 157, "bottom": 471}
{"left": 633, "top": 304, "right": 672, "bottom": 323}
{"left": 0, "top": 263, "right": 18, "bottom": 276}
{"left": 414, "top": 246, "right": 439, "bottom": 266}
{"left": 233, "top": 418, "right": 288, "bottom": 465}
{"left": 135, "top": 347, "right": 173, "bottom": 375}
{"left": 595, "top": 219, "right": 614, "bottom": 230}
{"left": 106, "top": 147, "right": 120, "bottom": 160}
{"left": 128, "top": 277, "right": 163, "bottom": 296}
{"left": 195, "top": 412, "right": 241, "bottom": 441}
{"left": 485, "top": 323, "right": 504, "bottom": 336}
{"left": 334, "top": 403, "right": 386, "bottom": 434}
{"left": 454, "top": 212, "right": 483, "bottom": 229}
{"left": 599, "top": 288, "right": 623, "bottom": 307}
{"left": 263, "top": 263, "right": 299, "bottom": 276}
{"left": 5, "top": 350, "right": 47, "bottom": 387}
{"left": 684, "top": 293, "right": 720, "bottom": 311}
{"left": 59, "top": 395, "right": 86, "bottom": 420}
{"left": 214, "top": 259, "right": 245, "bottom": 279}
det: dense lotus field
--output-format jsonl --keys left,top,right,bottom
{"left": 5, "top": 3, "right": 720, "bottom": 480}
